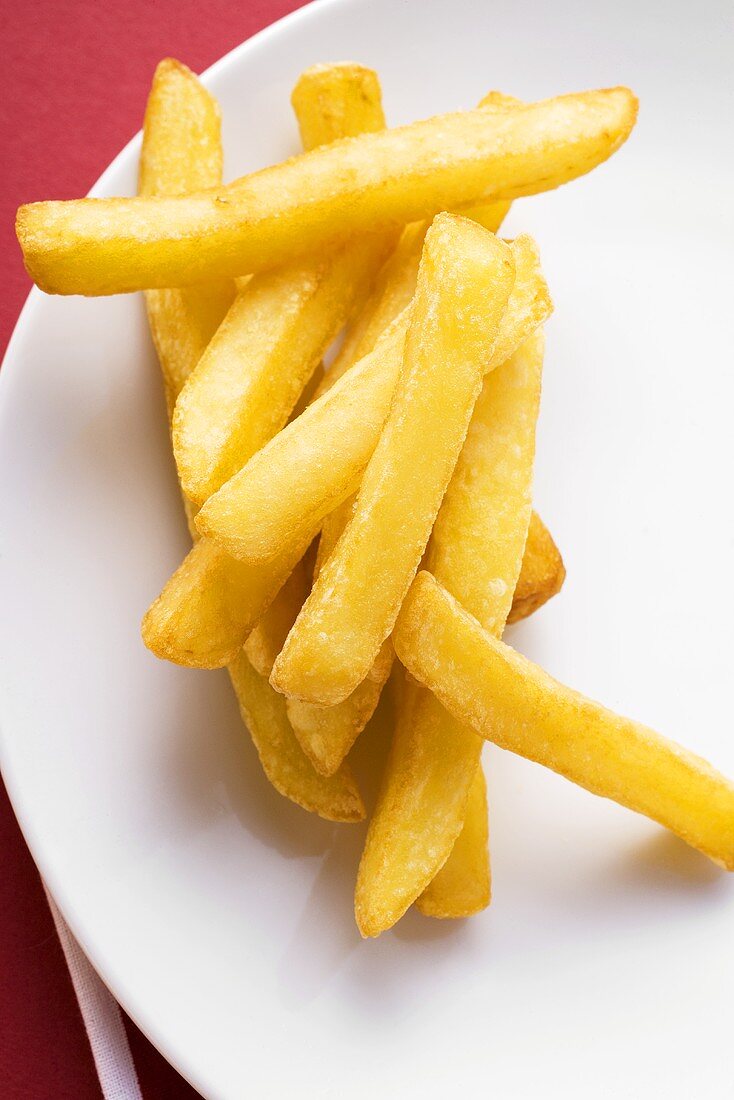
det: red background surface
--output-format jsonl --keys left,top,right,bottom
{"left": 1, "top": 2, "right": 308, "bottom": 1096}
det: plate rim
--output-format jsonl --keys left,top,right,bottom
{"left": 0, "top": 0, "right": 369, "bottom": 1093}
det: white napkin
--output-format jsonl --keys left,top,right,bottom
{"left": 44, "top": 885, "right": 143, "bottom": 1100}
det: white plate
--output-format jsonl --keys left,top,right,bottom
{"left": 2, "top": 0, "right": 733, "bottom": 1096}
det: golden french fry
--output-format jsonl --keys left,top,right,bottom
{"left": 356, "top": 332, "right": 544, "bottom": 936}
{"left": 507, "top": 511, "right": 566, "bottom": 624}
{"left": 227, "top": 652, "right": 365, "bottom": 822}
{"left": 18, "top": 88, "right": 638, "bottom": 295}
{"left": 272, "top": 215, "right": 515, "bottom": 707}
{"left": 244, "top": 556, "right": 310, "bottom": 678}
{"left": 171, "top": 63, "right": 395, "bottom": 505}
{"left": 196, "top": 233, "right": 551, "bottom": 564}
{"left": 395, "top": 572, "right": 734, "bottom": 869}
{"left": 416, "top": 763, "right": 490, "bottom": 919}
{"left": 139, "top": 58, "right": 234, "bottom": 539}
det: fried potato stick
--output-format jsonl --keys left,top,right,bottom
{"left": 18, "top": 88, "right": 637, "bottom": 295}
{"left": 416, "top": 762, "right": 490, "bottom": 919}
{"left": 356, "top": 331, "right": 544, "bottom": 936}
{"left": 139, "top": 58, "right": 234, "bottom": 533}
{"left": 507, "top": 510, "right": 566, "bottom": 624}
{"left": 395, "top": 572, "right": 734, "bottom": 870}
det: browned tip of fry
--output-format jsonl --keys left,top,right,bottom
{"left": 479, "top": 90, "right": 524, "bottom": 109}
{"left": 153, "top": 57, "right": 198, "bottom": 81}
{"left": 603, "top": 86, "right": 639, "bottom": 146}
{"left": 507, "top": 511, "right": 566, "bottom": 625}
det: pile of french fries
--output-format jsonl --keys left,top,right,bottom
{"left": 17, "top": 59, "right": 734, "bottom": 938}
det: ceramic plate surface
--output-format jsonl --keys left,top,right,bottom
{"left": 2, "top": 0, "right": 733, "bottom": 1096}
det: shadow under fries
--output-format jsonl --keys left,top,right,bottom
{"left": 607, "top": 830, "right": 727, "bottom": 893}
{"left": 165, "top": 666, "right": 338, "bottom": 860}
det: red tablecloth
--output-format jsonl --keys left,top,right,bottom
{"left": 1, "top": 3, "right": 308, "bottom": 1096}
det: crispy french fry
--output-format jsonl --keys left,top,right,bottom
{"left": 416, "top": 763, "right": 490, "bottom": 918}
{"left": 228, "top": 652, "right": 365, "bottom": 822}
{"left": 355, "top": 332, "right": 544, "bottom": 936}
{"left": 507, "top": 510, "right": 566, "bottom": 624}
{"left": 271, "top": 215, "right": 515, "bottom": 707}
{"left": 17, "top": 88, "right": 637, "bottom": 295}
{"left": 395, "top": 572, "right": 734, "bottom": 869}
{"left": 244, "top": 557, "right": 310, "bottom": 678}
{"left": 196, "top": 234, "right": 551, "bottom": 563}
{"left": 196, "top": 313, "right": 407, "bottom": 557}
{"left": 172, "top": 63, "right": 395, "bottom": 505}
{"left": 139, "top": 60, "right": 235, "bottom": 410}
{"left": 139, "top": 59, "right": 234, "bottom": 537}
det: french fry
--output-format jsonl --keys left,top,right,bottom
{"left": 196, "top": 234, "right": 551, "bottom": 563}
{"left": 416, "top": 763, "right": 490, "bottom": 919}
{"left": 228, "top": 652, "right": 365, "bottom": 822}
{"left": 507, "top": 511, "right": 566, "bottom": 624}
{"left": 137, "top": 58, "right": 232, "bottom": 409}
{"left": 172, "top": 246, "right": 392, "bottom": 504}
{"left": 139, "top": 59, "right": 235, "bottom": 409}
{"left": 17, "top": 87, "right": 638, "bottom": 295}
{"left": 356, "top": 332, "right": 544, "bottom": 936}
{"left": 139, "top": 59, "right": 235, "bottom": 536}
{"left": 244, "top": 556, "right": 310, "bottom": 678}
{"left": 271, "top": 215, "right": 515, "bottom": 707}
{"left": 140, "top": 60, "right": 365, "bottom": 820}
{"left": 395, "top": 572, "right": 734, "bottom": 869}
{"left": 171, "top": 63, "right": 396, "bottom": 505}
